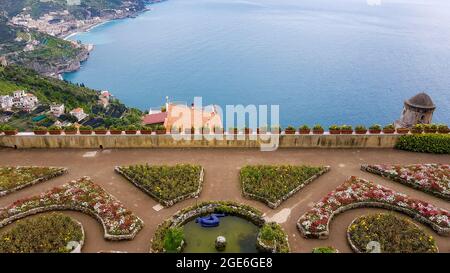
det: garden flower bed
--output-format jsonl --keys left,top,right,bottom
{"left": 240, "top": 165, "right": 330, "bottom": 208}
{"left": 0, "top": 213, "right": 84, "bottom": 253}
{"left": 347, "top": 213, "right": 438, "bottom": 253}
{"left": 312, "top": 246, "right": 339, "bottom": 253}
{"left": 0, "top": 177, "right": 143, "bottom": 240}
{"left": 0, "top": 166, "right": 67, "bottom": 197}
{"left": 115, "top": 164, "right": 204, "bottom": 207}
{"left": 297, "top": 176, "right": 450, "bottom": 239}
{"left": 150, "top": 201, "right": 289, "bottom": 253}
{"left": 362, "top": 164, "right": 450, "bottom": 200}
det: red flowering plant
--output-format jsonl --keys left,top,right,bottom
{"left": 362, "top": 164, "right": 450, "bottom": 200}
{"left": 297, "top": 176, "right": 450, "bottom": 239}
{"left": 0, "top": 177, "right": 143, "bottom": 240}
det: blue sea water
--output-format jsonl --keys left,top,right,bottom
{"left": 64, "top": 0, "right": 450, "bottom": 127}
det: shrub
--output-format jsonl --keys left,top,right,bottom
{"left": 437, "top": 124, "right": 449, "bottom": 133}
{"left": 395, "top": 134, "right": 450, "bottom": 154}
{"left": 370, "top": 124, "right": 382, "bottom": 130}
{"left": 355, "top": 125, "right": 366, "bottom": 131}
{"left": 64, "top": 125, "right": 77, "bottom": 131}
{"left": 329, "top": 125, "right": 340, "bottom": 131}
{"left": 341, "top": 124, "right": 353, "bottom": 130}
{"left": 313, "top": 124, "right": 323, "bottom": 130}
{"left": 0, "top": 213, "right": 83, "bottom": 253}
{"left": 258, "top": 222, "right": 289, "bottom": 253}
{"left": 299, "top": 125, "right": 310, "bottom": 130}
{"left": 163, "top": 227, "right": 184, "bottom": 253}
{"left": 285, "top": 125, "right": 295, "bottom": 131}
{"left": 115, "top": 164, "right": 203, "bottom": 206}
{"left": 240, "top": 165, "right": 328, "bottom": 208}
{"left": 312, "top": 247, "right": 338, "bottom": 253}
{"left": 48, "top": 125, "right": 62, "bottom": 131}
{"left": 95, "top": 126, "right": 107, "bottom": 131}
{"left": 79, "top": 125, "right": 92, "bottom": 131}
{"left": 33, "top": 126, "right": 47, "bottom": 131}
{"left": 155, "top": 125, "right": 166, "bottom": 131}
{"left": 348, "top": 213, "right": 438, "bottom": 253}
{"left": 1, "top": 124, "right": 16, "bottom": 131}
{"left": 383, "top": 124, "right": 395, "bottom": 130}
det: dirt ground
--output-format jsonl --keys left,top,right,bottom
{"left": 0, "top": 147, "right": 448, "bottom": 253}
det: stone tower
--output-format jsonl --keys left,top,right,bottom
{"left": 395, "top": 92, "right": 436, "bottom": 128}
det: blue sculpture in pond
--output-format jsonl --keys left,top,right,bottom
{"left": 195, "top": 213, "right": 226, "bottom": 227}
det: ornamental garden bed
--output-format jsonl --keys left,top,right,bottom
{"left": 312, "top": 246, "right": 339, "bottom": 253}
{"left": 150, "top": 201, "right": 289, "bottom": 253}
{"left": 0, "top": 213, "right": 84, "bottom": 253}
{"left": 297, "top": 176, "right": 450, "bottom": 239}
{"left": 0, "top": 166, "right": 67, "bottom": 197}
{"left": 0, "top": 177, "right": 143, "bottom": 240}
{"left": 347, "top": 213, "right": 438, "bottom": 253}
{"left": 115, "top": 164, "right": 204, "bottom": 207}
{"left": 240, "top": 165, "right": 330, "bottom": 208}
{"left": 361, "top": 164, "right": 450, "bottom": 201}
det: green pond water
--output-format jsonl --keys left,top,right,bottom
{"left": 182, "top": 216, "right": 259, "bottom": 253}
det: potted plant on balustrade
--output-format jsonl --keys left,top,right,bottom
{"left": 79, "top": 125, "right": 93, "bottom": 135}
{"left": 329, "top": 125, "right": 340, "bottom": 135}
{"left": 202, "top": 126, "right": 211, "bottom": 134}
{"left": 270, "top": 125, "right": 281, "bottom": 135}
{"left": 423, "top": 123, "right": 437, "bottom": 133}
{"left": 396, "top": 126, "right": 410, "bottom": 134}
{"left": 369, "top": 124, "right": 382, "bottom": 134}
{"left": 140, "top": 125, "right": 153, "bottom": 135}
{"left": 244, "top": 127, "right": 252, "bottom": 135}
{"left": 437, "top": 124, "right": 450, "bottom": 134}
{"left": 125, "top": 125, "right": 138, "bottom": 135}
{"left": 185, "top": 126, "right": 195, "bottom": 134}
{"left": 313, "top": 124, "right": 324, "bottom": 134}
{"left": 48, "top": 125, "right": 62, "bottom": 135}
{"left": 354, "top": 125, "right": 367, "bottom": 134}
{"left": 155, "top": 125, "right": 166, "bottom": 135}
{"left": 284, "top": 125, "right": 296, "bottom": 135}
{"left": 229, "top": 127, "right": 238, "bottom": 134}
{"left": 64, "top": 125, "right": 77, "bottom": 135}
{"left": 299, "top": 125, "right": 310, "bottom": 134}
{"left": 341, "top": 125, "right": 353, "bottom": 134}
{"left": 1, "top": 125, "right": 17, "bottom": 135}
{"left": 411, "top": 124, "right": 424, "bottom": 134}
{"left": 214, "top": 126, "right": 224, "bottom": 134}
{"left": 33, "top": 126, "right": 48, "bottom": 135}
{"left": 109, "top": 126, "right": 123, "bottom": 135}
{"left": 382, "top": 124, "right": 395, "bottom": 134}
{"left": 257, "top": 125, "right": 267, "bottom": 134}
{"left": 94, "top": 126, "right": 108, "bottom": 135}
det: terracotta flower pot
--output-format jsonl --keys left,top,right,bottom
{"left": 284, "top": 129, "right": 296, "bottom": 135}
{"left": 369, "top": 129, "right": 381, "bottom": 134}
{"left": 49, "top": 130, "right": 62, "bottom": 135}
{"left": 3, "top": 130, "right": 17, "bottom": 136}
{"left": 355, "top": 130, "right": 367, "bottom": 135}
{"left": 64, "top": 130, "right": 77, "bottom": 135}
{"left": 244, "top": 128, "right": 252, "bottom": 135}
{"left": 299, "top": 129, "right": 310, "bottom": 135}
{"left": 109, "top": 130, "right": 122, "bottom": 135}
{"left": 438, "top": 128, "right": 450, "bottom": 134}
{"left": 329, "top": 130, "right": 340, "bottom": 135}
{"left": 125, "top": 130, "right": 137, "bottom": 135}
{"left": 156, "top": 130, "right": 166, "bottom": 135}
{"left": 411, "top": 129, "right": 423, "bottom": 134}
{"left": 229, "top": 129, "right": 238, "bottom": 134}
{"left": 140, "top": 130, "right": 152, "bottom": 135}
{"left": 396, "top": 128, "right": 409, "bottom": 134}
{"left": 382, "top": 129, "right": 395, "bottom": 134}
{"left": 313, "top": 129, "right": 324, "bottom": 134}
{"left": 34, "top": 130, "right": 48, "bottom": 135}
{"left": 424, "top": 129, "right": 437, "bottom": 134}
{"left": 79, "top": 130, "right": 92, "bottom": 135}
{"left": 341, "top": 130, "right": 353, "bottom": 134}
{"left": 94, "top": 130, "right": 107, "bottom": 135}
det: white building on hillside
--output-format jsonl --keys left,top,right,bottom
{"left": 10, "top": 91, "right": 38, "bottom": 112}
{"left": 50, "top": 104, "right": 65, "bottom": 117}
{"left": 0, "top": 96, "right": 14, "bottom": 111}
{"left": 70, "top": 108, "right": 88, "bottom": 121}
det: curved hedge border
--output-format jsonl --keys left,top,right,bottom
{"left": 0, "top": 177, "right": 144, "bottom": 240}
{"left": 362, "top": 164, "right": 450, "bottom": 201}
{"left": 0, "top": 213, "right": 85, "bottom": 253}
{"left": 395, "top": 134, "right": 450, "bottom": 154}
{"left": 241, "top": 165, "right": 330, "bottom": 209}
{"left": 150, "top": 201, "right": 289, "bottom": 253}
{"left": 347, "top": 213, "right": 439, "bottom": 253}
{"left": 297, "top": 176, "right": 450, "bottom": 239}
{"left": 0, "top": 166, "right": 67, "bottom": 197}
{"left": 114, "top": 164, "right": 204, "bottom": 207}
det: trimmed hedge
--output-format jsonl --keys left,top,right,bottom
{"left": 395, "top": 134, "right": 450, "bottom": 154}
{"left": 347, "top": 213, "right": 438, "bottom": 253}
{"left": 0, "top": 213, "right": 83, "bottom": 253}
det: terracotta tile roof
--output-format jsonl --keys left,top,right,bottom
{"left": 142, "top": 111, "right": 167, "bottom": 125}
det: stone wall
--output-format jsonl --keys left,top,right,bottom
{"left": 0, "top": 134, "right": 401, "bottom": 149}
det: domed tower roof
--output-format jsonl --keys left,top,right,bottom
{"left": 405, "top": 92, "right": 436, "bottom": 110}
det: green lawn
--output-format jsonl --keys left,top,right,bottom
{"left": 0, "top": 79, "right": 26, "bottom": 95}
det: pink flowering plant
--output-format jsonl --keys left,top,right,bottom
{"left": 362, "top": 164, "right": 450, "bottom": 200}
{"left": 0, "top": 177, "right": 143, "bottom": 240}
{"left": 297, "top": 176, "right": 450, "bottom": 239}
